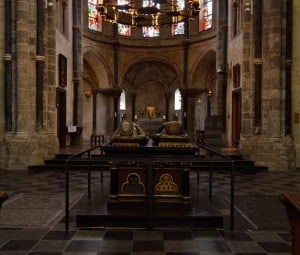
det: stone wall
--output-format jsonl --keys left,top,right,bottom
{"left": 292, "top": 1, "right": 300, "bottom": 167}
{"left": 231, "top": 0, "right": 297, "bottom": 171}
{"left": 239, "top": 135, "right": 296, "bottom": 171}
{"left": 0, "top": 0, "right": 59, "bottom": 170}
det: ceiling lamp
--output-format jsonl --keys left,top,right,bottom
{"left": 97, "top": 0, "right": 200, "bottom": 27}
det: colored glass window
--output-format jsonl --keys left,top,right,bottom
{"left": 199, "top": 0, "right": 212, "bottom": 32}
{"left": 172, "top": 22, "right": 184, "bottom": 36}
{"left": 88, "top": 0, "right": 102, "bottom": 32}
{"left": 142, "top": 26, "right": 160, "bottom": 37}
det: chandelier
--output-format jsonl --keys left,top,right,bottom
{"left": 97, "top": 0, "right": 200, "bottom": 27}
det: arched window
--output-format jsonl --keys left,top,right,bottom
{"left": 88, "top": 0, "right": 102, "bottom": 32}
{"left": 120, "top": 90, "right": 126, "bottom": 110}
{"left": 199, "top": 0, "right": 213, "bottom": 32}
{"left": 174, "top": 89, "right": 182, "bottom": 110}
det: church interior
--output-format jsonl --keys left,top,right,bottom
{"left": 0, "top": 0, "right": 300, "bottom": 254}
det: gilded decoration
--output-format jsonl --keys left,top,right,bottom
{"left": 121, "top": 173, "right": 145, "bottom": 194}
{"left": 155, "top": 174, "right": 178, "bottom": 195}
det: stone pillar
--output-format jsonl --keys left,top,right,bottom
{"left": 239, "top": 0, "right": 296, "bottom": 171}
{"left": 36, "top": 0, "right": 45, "bottom": 131}
{"left": 92, "top": 91, "right": 97, "bottom": 132}
{"left": 4, "top": 0, "right": 12, "bottom": 132}
{"left": 165, "top": 93, "right": 171, "bottom": 121}
{"left": 1, "top": 0, "right": 58, "bottom": 170}
{"left": 72, "top": 0, "right": 81, "bottom": 125}
{"left": 112, "top": 23, "right": 119, "bottom": 128}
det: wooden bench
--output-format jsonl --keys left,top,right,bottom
{"left": 279, "top": 192, "right": 300, "bottom": 255}
{"left": 0, "top": 192, "right": 8, "bottom": 208}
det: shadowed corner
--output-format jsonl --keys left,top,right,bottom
{"left": 0, "top": 192, "right": 8, "bottom": 208}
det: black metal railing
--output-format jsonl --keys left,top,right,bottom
{"left": 64, "top": 144, "right": 235, "bottom": 232}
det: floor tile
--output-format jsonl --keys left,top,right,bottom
{"left": 223, "top": 231, "right": 253, "bottom": 241}
{"left": 103, "top": 230, "right": 134, "bottom": 240}
{"left": 73, "top": 229, "right": 105, "bottom": 240}
{"left": 163, "top": 230, "right": 193, "bottom": 240}
{"left": 98, "top": 240, "right": 132, "bottom": 252}
{"left": 30, "top": 240, "right": 69, "bottom": 252}
{"left": 65, "top": 240, "right": 102, "bottom": 252}
{"left": 227, "top": 241, "right": 265, "bottom": 253}
{"left": 192, "top": 229, "right": 222, "bottom": 239}
{"left": 134, "top": 230, "right": 164, "bottom": 240}
{"left": 196, "top": 240, "right": 232, "bottom": 252}
{"left": 0, "top": 239, "right": 39, "bottom": 252}
{"left": 248, "top": 232, "right": 286, "bottom": 242}
{"left": 43, "top": 230, "right": 76, "bottom": 240}
{"left": 164, "top": 240, "right": 198, "bottom": 252}
{"left": 132, "top": 240, "right": 164, "bottom": 252}
{"left": 277, "top": 232, "right": 292, "bottom": 242}
{"left": 257, "top": 242, "right": 291, "bottom": 253}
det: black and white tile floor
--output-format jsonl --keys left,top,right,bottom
{"left": 0, "top": 168, "right": 299, "bottom": 255}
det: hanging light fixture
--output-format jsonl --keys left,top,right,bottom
{"left": 97, "top": 0, "right": 200, "bottom": 27}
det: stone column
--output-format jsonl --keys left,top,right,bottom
{"left": 36, "top": 0, "right": 45, "bottom": 131}
{"left": 239, "top": 0, "right": 296, "bottom": 171}
{"left": 92, "top": 91, "right": 97, "bottom": 133}
{"left": 165, "top": 93, "right": 171, "bottom": 121}
{"left": 72, "top": 0, "right": 81, "bottom": 125}
{"left": 112, "top": 23, "right": 119, "bottom": 129}
{"left": 4, "top": 0, "right": 13, "bottom": 132}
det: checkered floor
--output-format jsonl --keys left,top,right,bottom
{"left": 1, "top": 168, "right": 299, "bottom": 254}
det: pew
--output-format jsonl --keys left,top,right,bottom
{"left": 279, "top": 192, "right": 300, "bottom": 255}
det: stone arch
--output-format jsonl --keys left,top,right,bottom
{"left": 82, "top": 47, "right": 113, "bottom": 89}
{"left": 189, "top": 48, "right": 217, "bottom": 131}
{"left": 80, "top": 49, "right": 113, "bottom": 140}
{"left": 120, "top": 59, "right": 181, "bottom": 120}
{"left": 189, "top": 48, "right": 216, "bottom": 90}
{"left": 119, "top": 54, "right": 182, "bottom": 89}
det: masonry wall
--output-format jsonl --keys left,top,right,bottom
{"left": 0, "top": 1, "right": 58, "bottom": 170}
{"left": 237, "top": 0, "right": 296, "bottom": 171}
{"left": 292, "top": 1, "right": 300, "bottom": 167}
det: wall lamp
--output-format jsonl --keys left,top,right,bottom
{"left": 84, "top": 89, "right": 92, "bottom": 100}
{"left": 207, "top": 87, "right": 213, "bottom": 97}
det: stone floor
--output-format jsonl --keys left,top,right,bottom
{"left": 0, "top": 167, "right": 299, "bottom": 254}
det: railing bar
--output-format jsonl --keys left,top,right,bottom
{"left": 209, "top": 161, "right": 213, "bottom": 200}
{"left": 88, "top": 151, "right": 91, "bottom": 199}
{"left": 230, "top": 160, "right": 235, "bottom": 232}
{"left": 65, "top": 159, "right": 70, "bottom": 232}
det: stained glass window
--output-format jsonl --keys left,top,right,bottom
{"left": 117, "top": 0, "right": 132, "bottom": 36}
{"left": 199, "top": 0, "right": 213, "bottom": 32}
{"left": 88, "top": 0, "right": 102, "bottom": 32}
{"left": 118, "top": 24, "right": 131, "bottom": 36}
{"left": 172, "top": 22, "right": 185, "bottom": 36}
{"left": 142, "top": 26, "right": 160, "bottom": 38}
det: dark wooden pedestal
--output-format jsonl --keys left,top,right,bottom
{"left": 279, "top": 192, "right": 300, "bottom": 255}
